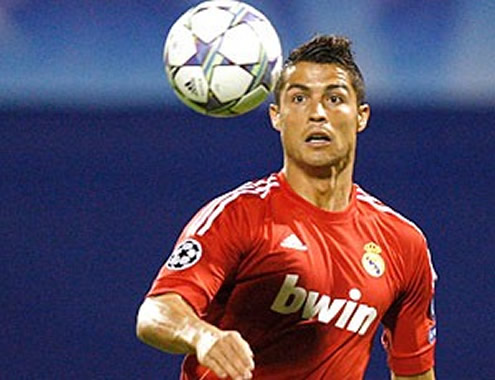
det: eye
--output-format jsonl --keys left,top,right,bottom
{"left": 328, "top": 95, "right": 342, "bottom": 104}
{"left": 291, "top": 94, "right": 306, "bottom": 104}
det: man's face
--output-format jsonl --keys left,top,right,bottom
{"left": 270, "top": 62, "right": 370, "bottom": 173}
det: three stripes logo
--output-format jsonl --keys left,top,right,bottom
{"left": 185, "top": 175, "right": 280, "bottom": 237}
{"left": 185, "top": 79, "right": 199, "bottom": 96}
{"left": 280, "top": 234, "right": 307, "bottom": 251}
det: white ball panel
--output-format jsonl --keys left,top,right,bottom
{"left": 233, "top": 1, "right": 282, "bottom": 61}
{"left": 248, "top": 20, "right": 282, "bottom": 61}
{"left": 210, "top": 66, "right": 252, "bottom": 102}
{"left": 165, "top": 24, "right": 197, "bottom": 67}
{"left": 219, "top": 23, "right": 261, "bottom": 64}
{"left": 191, "top": 8, "right": 234, "bottom": 43}
{"left": 174, "top": 66, "right": 209, "bottom": 103}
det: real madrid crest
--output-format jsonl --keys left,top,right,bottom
{"left": 361, "top": 242, "right": 386, "bottom": 278}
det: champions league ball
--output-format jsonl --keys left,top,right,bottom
{"left": 163, "top": 0, "right": 283, "bottom": 117}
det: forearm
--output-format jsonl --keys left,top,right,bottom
{"left": 391, "top": 368, "right": 435, "bottom": 380}
{"left": 136, "top": 293, "right": 220, "bottom": 355}
{"left": 136, "top": 293, "right": 255, "bottom": 379}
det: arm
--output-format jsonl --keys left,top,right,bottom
{"left": 382, "top": 232, "right": 437, "bottom": 376}
{"left": 392, "top": 368, "right": 435, "bottom": 380}
{"left": 136, "top": 292, "right": 254, "bottom": 379}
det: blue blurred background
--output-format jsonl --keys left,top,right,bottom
{"left": 1, "top": 0, "right": 494, "bottom": 379}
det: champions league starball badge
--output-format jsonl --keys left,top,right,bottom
{"left": 165, "top": 238, "right": 202, "bottom": 270}
{"left": 361, "top": 242, "right": 386, "bottom": 278}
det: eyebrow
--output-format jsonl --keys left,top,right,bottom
{"left": 286, "top": 83, "right": 350, "bottom": 93}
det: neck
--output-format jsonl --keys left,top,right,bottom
{"left": 283, "top": 161, "right": 354, "bottom": 212}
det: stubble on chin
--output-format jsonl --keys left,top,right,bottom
{"left": 296, "top": 145, "right": 354, "bottom": 179}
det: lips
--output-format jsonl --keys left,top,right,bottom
{"left": 305, "top": 134, "right": 331, "bottom": 143}
{"left": 304, "top": 130, "right": 332, "bottom": 144}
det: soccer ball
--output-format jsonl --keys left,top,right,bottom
{"left": 163, "top": 0, "right": 283, "bottom": 117}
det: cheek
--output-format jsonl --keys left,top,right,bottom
{"left": 331, "top": 110, "right": 359, "bottom": 147}
{"left": 283, "top": 107, "right": 303, "bottom": 123}
{"left": 331, "top": 107, "right": 359, "bottom": 132}
{"left": 280, "top": 112, "right": 301, "bottom": 135}
{"left": 281, "top": 126, "right": 297, "bottom": 148}
{"left": 279, "top": 119, "right": 302, "bottom": 152}
{"left": 331, "top": 104, "right": 355, "bottom": 120}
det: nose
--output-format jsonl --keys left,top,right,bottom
{"left": 309, "top": 101, "right": 327, "bottom": 122}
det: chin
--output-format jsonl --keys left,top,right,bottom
{"left": 305, "top": 154, "right": 343, "bottom": 168}
{"left": 305, "top": 154, "right": 352, "bottom": 174}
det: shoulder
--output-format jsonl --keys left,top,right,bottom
{"left": 355, "top": 185, "right": 427, "bottom": 248}
{"left": 227, "top": 173, "right": 282, "bottom": 203}
{"left": 184, "top": 173, "right": 281, "bottom": 237}
{"left": 355, "top": 186, "right": 437, "bottom": 283}
{"left": 210, "top": 172, "right": 281, "bottom": 212}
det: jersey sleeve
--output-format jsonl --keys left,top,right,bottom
{"left": 146, "top": 193, "right": 259, "bottom": 316}
{"left": 382, "top": 234, "right": 437, "bottom": 376}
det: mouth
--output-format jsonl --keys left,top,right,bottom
{"left": 305, "top": 132, "right": 332, "bottom": 145}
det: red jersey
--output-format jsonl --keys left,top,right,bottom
{"left": 148, "top": 172, "right": 437, "bottom": 379}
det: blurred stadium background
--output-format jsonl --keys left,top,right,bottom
{"left": 1, "top": 0, "right": 494, "bottom": 378}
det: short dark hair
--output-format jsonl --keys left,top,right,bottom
{"left": 273, "top": 35, "right": 366, "bottom": 105}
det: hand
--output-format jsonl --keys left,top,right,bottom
{"left": 195, "top": 328, "right": 255, "bottom": 380}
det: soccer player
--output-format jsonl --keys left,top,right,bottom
{"left": 136, "top": 35, "right": 437, "bottom": 380}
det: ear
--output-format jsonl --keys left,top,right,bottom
{"left": 357, "top": 103, "right": 371, "bottom": 133}
{"left": 269, "top": 103, "right": 281, "bottom": 132}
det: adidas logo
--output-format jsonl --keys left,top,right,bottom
{"left": 280, "top": 233, "right": 307, "bottom": 251}
{"left": 185, "top": 79, "right": 198, "bottom": 96}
